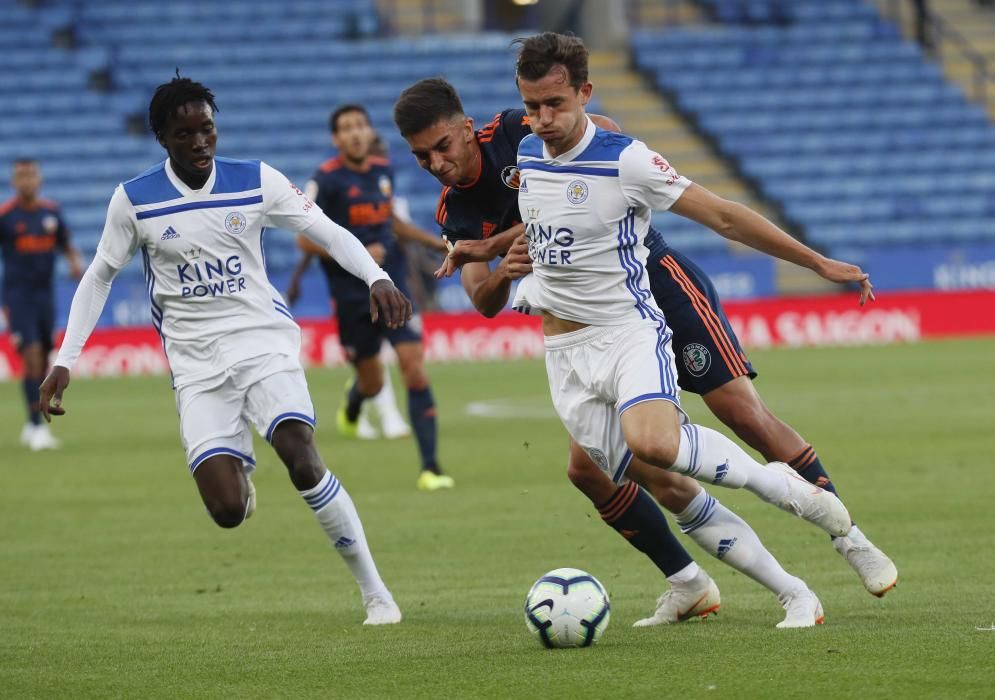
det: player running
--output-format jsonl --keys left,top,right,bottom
{"left": 395, "top": 62, "right": 894, "bottom": 626}
{"left": 39, "top": 75, "right": 407, "bottom": 625}
{"left": 286, "top": 104, "right": 453, "bottom": 491}
{"left": 0, "top": 159, "right": 83, "bottom": 451}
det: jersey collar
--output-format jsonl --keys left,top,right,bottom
{"left": 543, "top": 117, "right": 595, "bottom": 163}
{"left": 164, "top": 158, "right": 217, "bottom": 197}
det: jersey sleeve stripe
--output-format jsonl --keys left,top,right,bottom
{"left": 136, "top": 195, "right": 263, "bottom": 220}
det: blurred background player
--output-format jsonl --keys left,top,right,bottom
{"left": 39, "top": 76, "right": 409, "bottom": 625}
{"left": 287, "top": 104, "right": 453, "bottom": 491}
{"left": 0, "top": 159, "right": 82, "bottom": 451}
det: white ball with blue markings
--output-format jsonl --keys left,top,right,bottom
{"left": 524, "top": 567, "right": 610, "bottom": 648}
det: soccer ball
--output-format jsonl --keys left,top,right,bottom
{"left": 523, "top": 567, "right": 610, "bottom": 648}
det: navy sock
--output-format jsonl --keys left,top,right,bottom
{"left": 23, "top": 377, "right": 41, "bottom": 426}
{"left": 407, "top": 386, "right": 439, "bottom": 474}
{"left": 598, "top": 482, "right": 694, "bottom": 577}
{"left": 345, "top": 382, "right": 366, "bottom": 422}
{"left": 788, "top": 445, "right": 839, "bottom": 498}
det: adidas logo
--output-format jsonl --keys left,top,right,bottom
{"left": 713, "top": 460, "right": 729, "bottom": 484}
{"left": 161, "top": 225, "right": 180, "bottom": 240}
{"left": 333, "top": 536, "right": 356, "bottom": 550}
{"left": 717, "top": 537, "right": 738, "bottom": 560}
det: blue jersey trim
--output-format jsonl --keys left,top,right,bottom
{"left": 266, "top": 412, "right": 316, "bottom": 442}
{"left": 211, "top": 158, "right": 261, "bottom": 194}
{"left": 618, "top": 392, "right": 678, "bottom": 415}
{"left": 612, "top": 449, "right": 634, "bottom": 484}
{"left": 190, "top": 447, "right": 257, "bottom": 473}
{"left": 123, "top": 163, "right": 183, "bottom": 206}
{"left": 518, "top": 133, "right": 544, "bottom": 159}
{"left": 576, "top": 130, "right": 634, "bottom": 162}
{"left": 136, "top": 195, "right": 263, "bottom": 220}
{"left": 518, "top": 161, "right": 619, "bottom": 177}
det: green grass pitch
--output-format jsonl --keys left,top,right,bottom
{"left": 1, "top": 337, "right": 993, "bottom": 698}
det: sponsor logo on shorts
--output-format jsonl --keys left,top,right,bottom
{"left": 586, "top": 447, "right": 609, "bottom": 471}
{"left": 225, "top": 211, "right": 247, "bottom": 235}
{"left": 566, "top": 179, "right": 589, "bottom": 204}
{"left": 682, "top": 343, "right": 711, "bottom": 377}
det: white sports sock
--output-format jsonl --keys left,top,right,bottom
{"left": 674, "top": 424, "right": 788, "bottom": 503}
{"left": 666, "top": 561, "right": 701, "bottom": 585}
{"left": 676, "top": 490, "right": 805, "bottom": 596}
{"left": 372, "top": 374, "right": 406, "bottom": 424}
{"left": 300, "top": 471, "right": 389, "bottom": 600}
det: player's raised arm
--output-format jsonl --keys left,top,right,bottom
{"left": 40, "top": 186, "right": 137, "bottom": 420}
{"left": 619, "top": 143, "right": 875, "bottom": 306}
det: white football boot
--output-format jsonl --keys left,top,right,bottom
{"left": 633, "top": 569, "right": 721, "bottom": 627}
{"left": 356, "top": 409, "right": 379, "bottom": 441}
{"left": 363, "top": 593, "right": 402, "bottom": 625}
{"left": 769, "top": 462, "right": 851, "bottom": 537}
{"left": 29, "top": 423, "right": 60, "bottom": 451}
{"left": 776, "top": 588, "right": 825, "bottom": 628}
{"left": 834, "top": 526, "right": 898, "bottom": 597}
{"left": 19, "top": 423, "right": 35, "bottom": 447}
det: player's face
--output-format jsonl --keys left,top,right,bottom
{"left": 12, "top": 162, "right": 41, "bottom": 201}
{"left": 518, "top": 66, "right": 592, "bottom": 156}
{"left": 404, "top": 115, "right": 476, "bottom": 187}
{"left": 159, "top": 100, "right": 217, "bottom": 188}
{"left": 332, "top": 110, "right": 375, "bottom": 165}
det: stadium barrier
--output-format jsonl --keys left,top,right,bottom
{"left": 1, "top": 289, "right": 993, "bottom": 379}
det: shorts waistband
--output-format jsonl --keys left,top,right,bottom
{"left": 544, "top": 323, "right": 628, "bottom": 350}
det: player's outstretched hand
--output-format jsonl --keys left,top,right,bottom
{"left": 39, "top": 366, "right": 70, "bottom": 422}
{"left": 435, "top": 238, "right": 496, "bottom": 279}
{"left": 370, "top": 279, "right": 413, "bottom": 329}
{"left": 499, "top": 234, "right": 533, "bottom": 281}
{"left": 816, "top": 257, "right": 876, "bottom": 306}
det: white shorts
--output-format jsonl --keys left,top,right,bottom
{"left": 544, "top": 320, "right": 684, "bottom": 484}
{"left": 174, "top": 353, "right": 316, "bottom": 474}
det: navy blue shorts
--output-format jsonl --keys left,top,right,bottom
{"left": 2, "top": 289, "right": 54, "bottom": 352}
{"left": 646, "top": 248, "right": 756, "bottom": 395}
{"left": 331, "top": 261, "right": 421, "bottom": 364}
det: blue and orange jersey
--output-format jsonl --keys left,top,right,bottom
{"left": 0, "top": 196, "right": 69, "bottom": 293}
{"left": 435, "top": 109, "right": 534, "bottom": 244}
{"left": 310, "top": 155, "right": 395, "bottom": 251}
{"left": 435, "top": 108, "right": 673, "bottom": 257}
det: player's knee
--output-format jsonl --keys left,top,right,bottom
{"left": 566, "top": 455, "right": 616, "bottom": 505}
{"left": 628, "top": 434, "right": 680, "bottom": 470}
{"left": 206, "top": 496, "right": 248, "bottom": 529}
{"left": 401, "top": 366, "right": 429, "bottom": 391}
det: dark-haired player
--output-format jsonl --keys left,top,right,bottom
{"left": 395, "top": 73, "right": 896, "bottom": 626}
{"left": 39, "top": 76, "right": 408, "bottom": 625}
{"left": 287, "top": 105, "right": 452, "bottom": 491}
{"left": 1, "top": 158, "right": 82, "bottom": 451}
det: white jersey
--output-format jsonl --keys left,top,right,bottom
{"left": 96, "top": 157, "right": 325, "bottom": 385}
{"left": 515, "top": 118, "right": 692, "bottom": 326}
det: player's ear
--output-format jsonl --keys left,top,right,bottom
{"left": 579, "top": 82, "right": 593, "bottom": 106}
{"left": 463, "top": 116, "right": 474, "bottom": 141}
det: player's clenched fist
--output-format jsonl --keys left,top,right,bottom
{"left": 39, "top": 366, "right": 70, "bottom": 422}
{"left": 369, "top": 279, "right": 413, "bottom": 329}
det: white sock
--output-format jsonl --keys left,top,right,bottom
{"left": 300, "top": 471, "right": 389, "bottom": 600}
{"left": 666, "top": 561, "right": 701, "bottom": 585}
{"left": 372, "top": 374, "right": 406, "bottom": 424}
{"left": 675, "top": 424, "right": 788, "bottom": 503}
{"left": 676, "top": 490, "right": 805, "bottom": 596}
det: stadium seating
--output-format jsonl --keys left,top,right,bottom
{"left": 632, "top": 0, "right": 995, "bottom": 253}
{"left": 1, "top": 0, "right": 560, "bottom": 280}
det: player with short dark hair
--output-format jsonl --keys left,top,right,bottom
{"left": 40, "top": 75, "right": 409, "bottom": 625}
{"left": 0, "top": 158, "right": 82, "bottom": 451}
{"left": 287, "top": 104, "right": 453, "bottom": 491}
{"left": 396, "top": 59, "right": 895, "bottom": 627}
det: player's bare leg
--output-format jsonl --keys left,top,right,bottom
{"left": 702, "top": 376, "right": 897, "bottom": 596}
{"left": 192, "top": 454, "right": 253, "bottom": 528}
{"left": 394, "top": 341, "right": 452, "bottom": 491}
{"left": 271, "top": 420, "right": 400, "bottom": 625}
{"left": 566, "top": 440, "right": 718, "bottom": 626}
{"left": 619, "top": 400, "right": 851, "bottom": 536}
